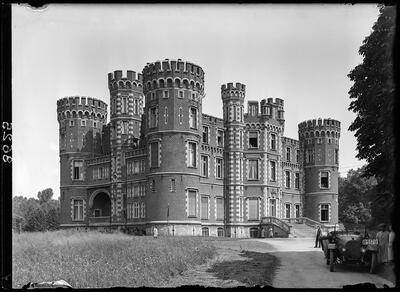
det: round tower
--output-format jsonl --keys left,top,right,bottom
{"left": 142, "top": 58, "right": 205, "bottom": 235}
{"left": 298, "top": 118, "right": 341, "bottom": 225}
{"left": 108, "top": 70, "right": 144, "bottom": 221}
{"left": 57, "top": 96, "right": 108, "bottom": 224}
{"left": 221, "top": 82, "right": 245, "bottom": 237}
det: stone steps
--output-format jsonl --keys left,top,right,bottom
{"left": 289, "top": 223, "right": 317, "bottom": 238}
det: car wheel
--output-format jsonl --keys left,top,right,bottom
{"left": 329, "top": 250, "right": 335, "bottom": 272}
{"left": 370, "top": 252, "right": 377, "bottom": 274}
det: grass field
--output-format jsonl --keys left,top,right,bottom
{"left": 12, "top": 230, "right": 217, "bottom": 288}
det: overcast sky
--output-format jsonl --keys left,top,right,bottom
{"left": 12, "top": 4, "right": 380, "bottom": 199}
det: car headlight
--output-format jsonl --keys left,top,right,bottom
{"left": 342, "top": 248, "right": 346, "bottom": 252}
{"left": 361, "top": 248, "right": 366, "bottom": 253}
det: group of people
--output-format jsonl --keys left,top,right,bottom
{"left": 376, "top": 224, "right": 395, "bottom": 264}
{"left": 314, "top": 223, "right": 395, "bottom": 264}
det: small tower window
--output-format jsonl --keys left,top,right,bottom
{"left": 69, "top": 120, "right": 74, "bottom": 127}
{"left": 286, "top": 147, "right": 291, "bottom": 162}
{"left": 93, "top": 121, "right": 97, "bottom": 128}
{"left": 170, "top": 179, "right": 176, "bottom": 192}
{"left": 179, "top": 107, "right": 183, "bottom": 124}
{"left": 178, "top": 91, "right": 184, "bottom": 98}
{"left": 202, "top": 126, "right": 209, "bottom": 144}
{"left": 271, "top": 134, "right": 276, "bottom": 150}
{"left": 249, "top": 132, "right": 258, "bottom": 148}
{"left": 189, "top": 108, "right": 197, "bottom": 129}
{"left": 163, "top": 90, "right": 169, "bottom": 98}
{"left": 320, "top": 171, "right": 329, "bottom": 189}
{"left": 217, "top": 130, "right": 224, "bottom": 147}
{"left": 134, "top": 99, "right": 139, "bottom": 115}
{"left": 188, "top": 142, "right": 197, "bottom": 168}
{"left": 320, "top": 204, "right": 330, "bottom": 222}
{"left": 81, "top": 120, "right": 86, "bottom": 127}
{"left": 72, "top": 160, "right": 84, "bottom": 180}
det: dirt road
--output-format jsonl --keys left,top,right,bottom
{"left": 162, "top": 237, "right": 394, "bottom": 288}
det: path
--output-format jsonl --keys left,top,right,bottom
{"left": 162, "top": 237, "right": 395, "bottom": 288}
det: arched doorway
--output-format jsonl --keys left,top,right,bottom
{"left": 89, "top": 190, "right": 111, "bottom": 217}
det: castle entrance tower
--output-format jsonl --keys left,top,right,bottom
{"left": 57, "top": 96, "right": 107, "bottom": 225}
{"left": 142, "top": 59, "right": 205, "bottom": 235}
{"left": 298, "top": 118, "right": 341, "bottom": 225}
{"left": 221, "top": 83, "right": 245, "bottom": 238}
{"left": 108, "top": 71, "right": 143, "bottom": 222}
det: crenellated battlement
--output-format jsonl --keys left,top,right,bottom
{"left": 298, "top": 118, "right": 341, "bottom": 131}
{"left": 142, "top": 58, "right": 204, "bottom": 94}
{"left": 261, "top": 98, "right": 284, "bottom": 107}
{"left": 108, "top": 70, "right": 143, "bottom": 91}
{"left": 57, "top": 96, "right": 108, "bottom": 123}
{"left": 221, "top": 82, "right": 246, "bottom": 99}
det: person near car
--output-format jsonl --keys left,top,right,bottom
{"left": 388, "top": 225, "right": 395, "bottom": 263}
{"left": 315, "top": 225, "right": 321, "bottom": 248}
{"left": 153, "top": 226, "right": 158, "bottom": 239}
{"left": 376, "top": 223, "right": 389, "bottom": 263}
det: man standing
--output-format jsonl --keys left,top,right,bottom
{"left": 315, "top": 225, "right": 321, "bottom": 248}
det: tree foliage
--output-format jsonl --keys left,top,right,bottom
{"left": 347, "top": 5, "right": 396, "bottom": 224}
{"left": 12, "top": 188, "right": 60, "bottom": 232}
{"left": 339, "top": 167, "right": 377, "bottom": 227}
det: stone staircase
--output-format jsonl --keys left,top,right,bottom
{"left": 289, "top": 223, "right": 317, "bottom": 238}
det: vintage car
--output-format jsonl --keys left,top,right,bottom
{"left": 320, "top": 229, "right": 378, "bottom": 273}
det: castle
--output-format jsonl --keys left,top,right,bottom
{"left": 57, "top": 58, "right": 341, "bottom": 238}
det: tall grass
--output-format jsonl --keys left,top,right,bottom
{"left": 12, "top": 230, "right": 216, "bottom": 288}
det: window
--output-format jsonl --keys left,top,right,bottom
{"left": 296, "top": 149, "right": 300, "bottom": 163}
{"left": 150, "top": 180, "right": 156, "bottom": 192}
{"left": 201, "top": 155, "right": 209, "bottom": 177}
{"left": 286, "top": 147, "right": 291, "bottom": 162}
{"left": 122, "top": 121, "right": 129, "bottom": 134}
{"left": 250, "top": 227, "right": 259, "bottom": 238}
{"left": 188, "top": 142, "right": 197, "bottom": 168}
{"left": 81, "top": 120, "right": 86, "bottom": 127}
{"left": 295, "top": 173, "right": 300, "bottom": 189}
{"left": 320, "top": 204, "right": 329, "bottom": 222}
{"left": 248, "top": 198, "right": 259, "bottom": 220}
{"left": 133, "top": 160, "right": 139, "bottom": 174}
{"left": 270, "top": 161, "right": 276, "bottom": 181}
{"left": 249, "top": 132, "right": 258, "bottom": 148}
{"left": 179, "top": 107, "right": 183, "bottom": 124}
{"left": 307, "top": 149, "right": 314, "bottom": 163}
{"left": 164, "top": 107, "right": 168, "bottom": 124}
{"left": 201, "top": 196, "right": 209, "bottom": 219}
{"left": 188, "top": 190, "right": 197, "bottom": 217}
{"left": 216, "top": 197, "right": 224, "bottom": 220}
{"left": 248, "top": 159, "right": 259, "bottom": 180}
{"left": 295, "top": 204, "right": 300, "bottom": 218}
{"left": 271, "top": 134, "right": 276, "bottom": 150}
{"left": 140, "top": 202, "right": 145, "bottom": 218}
{"left": 189, "top": 107, "right": 197, "bottom": 129}
{"left": 192, "top": 93, "right": 196, "bottom": 100}
{"left": 216, "top": 158, "right": 223, "bottom": 179}
{"left": 73, "top": 199, "right": 84, "bottom": 221}
{"left": 201, "top": 227, "right": 209, "bottom": 237}
{"left": 320, "top": 171, "right": 329, "bottom": 189}
{"left": 170, "top": 179, "right": 176, "bottom": 192}
{"left": 134, "top": 202, "right": 140, "bottom": 218}
{"left": 202, "top": 126, "right": 209, "bottom": 144}
{"left": 122, "top": 97, "right": 127, "bottom": 113}
{"left": 93, "top": 121, "right": 97, "bottom": 128}
{"left": 285, "top": 204, "right": 291, "bottom": 218}
{"left": 163, "top": 90, "right": 169, "bottom": 98}
{"left": 217, "top": 130, "right": 223, "bottom": 147}
{"left": 151, "top": 92, "right": 155, "bottom": 100}
{"left": 150, "top": 107, "right": 157, "bottom": 128}
{"left": 178, "top": 91, "right": 184, "bottom": 98}
{"left": 285, "top": 171, "right": 291, "bottom": 188}
{"left": 134, "top": 99, "right": 139, "bottom": 115}
{"left": 249, "top": 104, "right": 257, "bottom": 116}
{"left": 140, "top": 159, "right": 145, "bottom": 173}
{"left": 73, "top": 160, "right": 83, "bottom": 180}
{"left": 335, "top": 149, "right": 339, "bottom": 164}
{"left": 69, "top": 120, "right": 74, "bottom": 127}
{"left": 217, "top": 227, "right": 224, "bottom": 237}
{"left": 150, "top": 142, "right": 159, "bottom": 168}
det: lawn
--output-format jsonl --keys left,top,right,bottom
{"left": 12, "top": 230, "right": 216, "bottom": 288}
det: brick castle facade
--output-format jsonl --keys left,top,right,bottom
{"left": 57, "top": 58, "right": 341, "bottom": 237}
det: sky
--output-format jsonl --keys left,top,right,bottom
{"left": 12, "top": 3, "right": 380, "bottom": 199}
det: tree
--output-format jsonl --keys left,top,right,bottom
{"left": 347, "top": 5, "right": 395, "bottom": 225}
{"left": 37, "top": 188, "right": 54, "bottom": 204}
{"left": 339, "top": 167, "right": 377, "bottom": 227}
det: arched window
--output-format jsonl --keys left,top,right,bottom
{"left": 201, "top": 227, "right": 209, "bottom": 237}
{"left": 159, "top": 79, "right": 165, "bottom": 88}
{"left": 217, "top": 227, "right": 224, "bottom": 237}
